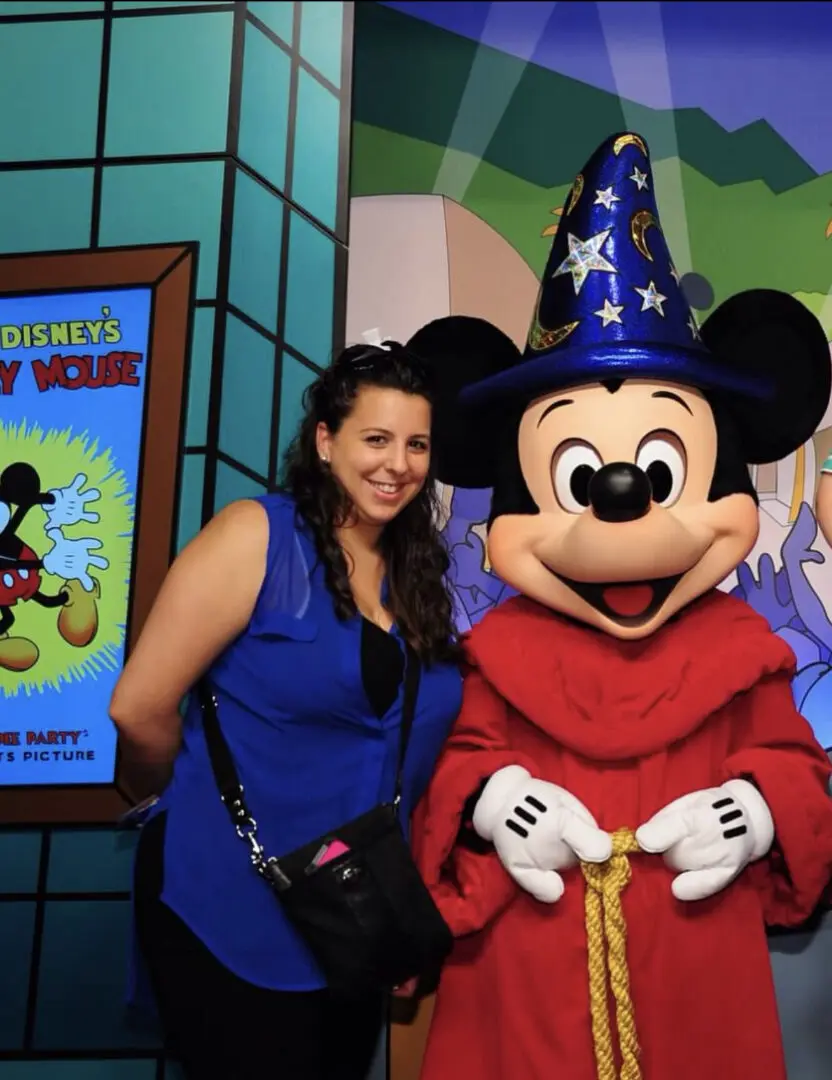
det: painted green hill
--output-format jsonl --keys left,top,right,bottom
{"left": 351, "top": 121, "right": 832, "bottom": 337}
{"left": 354, "top": 2, "right": 816, "bottom": 195}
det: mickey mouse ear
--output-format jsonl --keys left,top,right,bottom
{"left": 406, "top": 315, "right": 522, "bottom": 488}
{"left": 700, "top": 290, "right": 831, "bottom": 465}
{"left": 0, "top": 462, "right": 42, "bottom": 506}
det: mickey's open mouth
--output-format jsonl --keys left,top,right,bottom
{"left": 554, "top": 572, "right": 684, "bottom": 627}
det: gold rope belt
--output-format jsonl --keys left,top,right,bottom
{"left": 580, "top": 828, "right": 642, "bottom": 1080}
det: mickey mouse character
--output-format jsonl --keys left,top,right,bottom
{"left": 0, "top": 463, "right": 106, "bottom": 672}
{"left": 405, "top": 133, "right": 832, "bottom": 1080}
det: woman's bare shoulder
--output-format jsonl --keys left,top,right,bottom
{"left": 187, "top": 497, "right": 270, "bottom": 561}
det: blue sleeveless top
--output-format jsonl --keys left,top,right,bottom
{"left": 144, "top": 492, "right": 463, "bottom": 990}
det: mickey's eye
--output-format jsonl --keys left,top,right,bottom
{"left": 551, "top": 440, "right": 604, "bottom": 514}
{"left": 0, "top": 502, "right": 10, "bottom": 532}
{"left": 636, "top": 431, "right": 686, "bottom": 507}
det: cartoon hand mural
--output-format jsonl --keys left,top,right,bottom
{"left": 732, "top": 501, "right": 832, "bottom": 749}
{"left": 45, "top": 472, "right": 102, "bottom": 529}
{"left": 733, "top": 552, "right": 795, "bottom": 636}
{"left": 42, "top": 529, "right": 108, "bottom": 593}
{"left": 732, "top": 501, "right": 832, "bottom": 670}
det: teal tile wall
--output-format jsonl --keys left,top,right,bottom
{"left": 98, "top": 161, "right": 225, "bottom": 299}
{"left": 0, "top": 1064, "right": 156, "bottom": 1080}
{"left": 284, "top": 210, "right": 337, "bottom": 368}
{"left": 293, "top": 68, "right": 340, "bottom": 231}
{"left": 0, "top": 2, "right": 105, "bottom": 13}
{"left": 0, "top": 169, "right": 94, "bottom": 253}
{"left": 105, "top": 11, "right": 235, "bottom": 158}
{"left": 239, "top": 20, "right": 292, "bottom": 191}
{"left": 112, "top": 1, "right": 228, "bottom": 7}
{"left": 46, "top": 831, "right": 138, "bottom": 894}
{"left": 248, "top": 0, "right": 293, "bottom": 43}
{"left": 34, "top": 901, "right": 158, "bottom": 1051}
{"left": 0, "top": 828, "right": 166, "bottom": 1069}
{"left": 214, "top": 459, "right": 269, "bottom": 512}
{"left": 176, "top": 454, "right": 207, "bottom": 553}
{"left": 184, "top": 308, "right": 217, "bottom": 447}
{"left": 0, "top": 0, "right": 353, "bottom": 1073}
{"left": 228, "top": 169, "right": 284, "bottom": 334}
{"left": 218, "top": 313, "right": 275, "bottom": 479}
{"left": 0, "top": 903, "right": 36, "bottom": 1050}
{"left": 277, "top": 351, "right": 318, "bottom": 479}
{"left": 0, "top": 831, "right": 41, "bottom": 892}
{"left": 299, "top": 1, "right": 345, "bottom": 88}
{"left": 0, "top": 20, "right": 102, "bottom": 161}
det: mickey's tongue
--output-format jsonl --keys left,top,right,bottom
{"left": 602, "top": 583, "right": 655, "bottom": 618}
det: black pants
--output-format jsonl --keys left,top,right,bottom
{"left": 133, "top": 813, "right": 385, "bottom": 1080}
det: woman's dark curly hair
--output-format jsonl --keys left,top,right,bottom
{"left": 280, "top": 341, "right": 461, "bottom": 666}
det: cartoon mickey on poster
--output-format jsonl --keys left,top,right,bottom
{"left": 405, "top": 133, "right": 832, "bottom": 1080}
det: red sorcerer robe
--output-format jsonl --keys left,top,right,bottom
{"left": 411, "top": 589, "right": 832, "bottom": 1080}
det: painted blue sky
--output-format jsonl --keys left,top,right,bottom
{"left": 382, "top": 1, "right": 832, "bottom": 174}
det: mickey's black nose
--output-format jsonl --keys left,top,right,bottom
{"left": 588, "top": 463, "right": 652, "bottom": 523}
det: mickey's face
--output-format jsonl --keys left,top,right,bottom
{"left": 487, "top": 378, "right": 759, "bottom": 640}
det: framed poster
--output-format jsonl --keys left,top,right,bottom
{"left": 0, "top": 243, "right": 196, "bottom": 825}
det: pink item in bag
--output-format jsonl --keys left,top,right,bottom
{"left": 317, "top": 839, "right": 350, "bottom": 865}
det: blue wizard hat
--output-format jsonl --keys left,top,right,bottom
{"left": 461, "top": 131, "right": 775, "bottom": 410}
{"left": 407, "top": 132, "right": 831, "bottom": 490}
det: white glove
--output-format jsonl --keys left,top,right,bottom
{"left": 635, "top": 779, "right": 774, "bottom": 902}
{"left": 41, "top": 529, "right": 109, "bottom": 592}
{"left": 472, "top": 765, "right": 612, "bottom": 904}
{"left": 46, "top": 473, "right": 101, "bottom": 528}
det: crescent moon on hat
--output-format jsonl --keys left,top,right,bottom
{"left": 613, "top": 133, "right": 648, "bottom": 157}
{"left": 565, "top": 174, "right": 584, "bottom": 216}
{"left": 630, "top": 209, "right": 659, "bottom": 262}
{"left": 528, "top": 314, "right": 580, "bottom": 353}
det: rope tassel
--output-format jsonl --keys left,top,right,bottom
{"left": 581, "top": 828, "right": 642, "bottom": 1080}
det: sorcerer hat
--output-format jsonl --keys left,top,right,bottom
{"left": 408, "top": 132, "right": 831, "bottom": 489}
{"left": 463, "top": 131, "right": 772, "bottom": 409}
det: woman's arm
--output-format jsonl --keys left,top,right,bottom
{"left": 109, "top": 498, "right": 268, "bottom": 800}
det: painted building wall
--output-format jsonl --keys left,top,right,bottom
{"left": 0, "top": 1, "right": 353, "bottom": 1074}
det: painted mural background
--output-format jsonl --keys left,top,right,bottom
{"left": 347, "top": 5, "right": 832, "bottom": 1078}
{"left": 347, "top": 0, "right": 832, "bottom": 752}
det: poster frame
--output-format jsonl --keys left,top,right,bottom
{"left": 0, "top": 242, "right": 196, "bottom": 825}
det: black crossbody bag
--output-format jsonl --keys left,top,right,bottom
{"left": 196, "top": 644, "right": 454, "bottom": 997}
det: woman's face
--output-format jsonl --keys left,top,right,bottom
{"left": 316, "top": 385, "right": 432, "bottom": 528}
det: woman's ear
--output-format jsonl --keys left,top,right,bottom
{"left": 406, "top": 316, "right": 523, "bottom": 488}
{"left": 315, "top": 421, "right": 331, "bottom": 463}
{"left": 700, "top": 290, "right": 831, "bottom": 464}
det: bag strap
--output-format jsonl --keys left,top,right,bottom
{"left": 197, "top": 676, "right": 289, "bottom": 887}
{"left": 393, "top": 642, "right": 421, "bottom": 810}
{"left": 197, "top": 639, "right": 422, "bottom": 832}
{"left": 196, "top": 679, "right": 249, "bottom": 824}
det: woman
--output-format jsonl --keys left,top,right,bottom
{"left": 110, "top": 341, "right": 464, "bottom": 1079}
